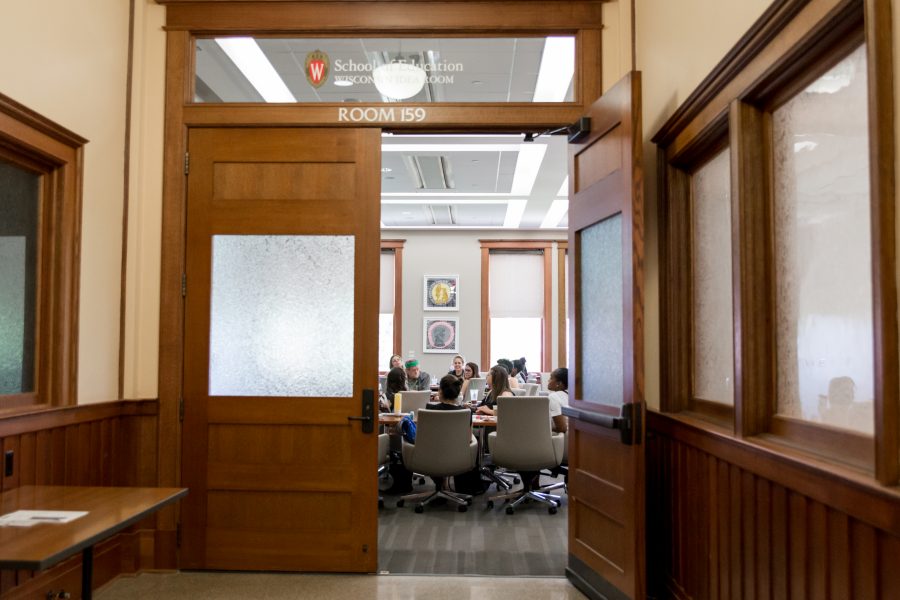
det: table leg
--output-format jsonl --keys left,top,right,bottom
{"left": 81, "top": 545, "right": 94, "bottom": 600}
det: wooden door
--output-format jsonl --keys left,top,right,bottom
{"left": 564, "top": 72, "right": 645, "bottom": 599}
{"left": 181, "top": 127, "right": 381, "bottom": 572}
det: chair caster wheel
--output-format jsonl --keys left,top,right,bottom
{"left": 466, "top": 498, "right": 473, "bottom": 505}
{"left": 549, "top": 506, "right": 557, "bottom": 515}
{"left": 396, "top": 500, "right": 405, "bottom": 508}
{"left": 458, "top": 505, "right": 467, "bottom": 513}
{"left": 486, "top": 500, "right": 494, "bottom": 509}
{"left": 378, "top": 499, "right": 384, "bottom": 508}
{"left": 506, "top": 506, "right": 515, "bottom": 515}
{"left": 414, "top": 505, "right": 424, "bottom": 513}
{"left": 513, "top": 477, "right": 520, "bottom": 484}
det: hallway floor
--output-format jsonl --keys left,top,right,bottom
{"left": 95, "top": 572, "right": 587, "bottom": 599}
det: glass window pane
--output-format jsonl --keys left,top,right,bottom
{"left": 579, "top": 214, "right": 623, "bottom": 407}
{"left": 0, "top": 160, "right": 39, "bottom": 395}
{"left": 209, "top": 235, "right": 355, "bottom": 397}
{"left": 490, "top": 317, "right": 542, "bottom": 370}
{"left": 195, "top": 37, "right": 575, "bottom": 103}
{"left": 773, "top": 44, "right": 873, "bottom": 435}
{"left": 691, "top": 149, "right": 734, "bottom": 405}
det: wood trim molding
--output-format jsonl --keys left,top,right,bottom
{"left": 557, "top": 242, "right": 567, "bottom": 367}
{"left": 0, "top": 400, "right": 158, "bottom": 438}
{"left": 542, "top": 248, "right": 552, "bottom": 371}
{"left": 865, "top": 0, "right": 899, "bottom": 484}
{"left": 0, "top": 93, "right": 85, "bottom": 410}
{"left": 730, "top": 100, "right": 773, "bottom": 437}
{"left": 159, "top": 1, "right": 604, "bottom": 32}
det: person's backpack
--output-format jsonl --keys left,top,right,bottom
{"left": 400, "top": 414, "right": 417, "bottom": 443}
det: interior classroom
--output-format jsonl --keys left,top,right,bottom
{"left": 2, "top": 0, "right": 900, "bottom": 599}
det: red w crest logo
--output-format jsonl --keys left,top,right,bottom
{"left": 305, "top": 50, "right": 329, "bottom": 88}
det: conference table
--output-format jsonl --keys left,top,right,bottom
{"left": 0, "top": 485, "right": 188, "bottom": 600}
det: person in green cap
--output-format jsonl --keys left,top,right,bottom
{"left": 405, "top": 358, "right": 431, "bottom": 391}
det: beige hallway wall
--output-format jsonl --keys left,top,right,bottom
{"left": 0, "top": 0, "right": 131, "bottom": 403}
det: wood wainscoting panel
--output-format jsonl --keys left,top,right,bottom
{"left": 648, "top": 411, "right": 900, "bottom": 600}
{"left": 0, "top": 401, "right": 160, "bottom": 597}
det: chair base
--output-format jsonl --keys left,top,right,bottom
{"left": 397, "top": 482, "right": 472, "bottom": 512}
{"left": 487, "top": 472, "right": 563, "bottom": 514}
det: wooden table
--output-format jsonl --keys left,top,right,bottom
{"left": 0, "top": 485, "right": 188, "bottom": 599}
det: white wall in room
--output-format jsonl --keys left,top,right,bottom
{"left": 0, "top": 0, "right": 131, "bottom": 403}
{"left": 388, "top": 230, "right": 566, "bottom": 379}
{"left": 635, "top": 0, "right": 772, "bottom": 410}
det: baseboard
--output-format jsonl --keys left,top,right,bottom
{"left": 565, "top": 554, "right": 630, "bottom": 600}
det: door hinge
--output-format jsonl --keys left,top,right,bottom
{"left": 184, "top": 152, "right": 190, "bottom": 175}
{"left": 181, "top": 273, "right": 186, "bottom": 297}
{"left": 179, "top": 397, "right": 184, "bottom": 422}
{"left": 176, "top": 522, "right": 182, "bottom": 548}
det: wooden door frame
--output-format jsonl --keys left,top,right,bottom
{"left": 154, "top": 0, "right": 608, "bottom": 567}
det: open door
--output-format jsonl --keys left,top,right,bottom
{"left": 180, "top": 127, "right": 381, "bottom": 571}
{"left": 564, "top": 72, "right": 645, "bottom": 599}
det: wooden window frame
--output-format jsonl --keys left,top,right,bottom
{"left": 655, "top": 0, "right": 898, "bottom": 483}
{"left": 480, "top": 240, "right": 553, "bottom": 372}
{"left": 557, "top": 241, "right": 568, "bottom": 368}
{"left": 381, "top": 239, "right": 404, "bottom": 361}
{"left": 0, "top": 92, "right": 84, "bottom": 411}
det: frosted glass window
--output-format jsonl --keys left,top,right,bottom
{"left": 691, "top": 149, "right": 734, "bottom": 405}
{"left": 773, "top": 44, "right": 874, "bottom": 435}
{"left": 579, "top": 215, "right": 622, "bottom": 406}
{"left": 378, "top": 251, "right": 395, "bottom": 371}
{"left": 0, "top": 160, "right": 39, "bottom": 395}
{"left": 209, "top": 235, "right": 355, "bottom": 397}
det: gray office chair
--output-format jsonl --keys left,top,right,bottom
{"left": 377, "top": 433, "right": 390, "bottom": 508}
{"left": 397, "top": 409, "right": 478, "bottom": 513}
{"left": 398, "top": 390, "right": 432, "bottom": 414}
{"left": 523, "top": 383, "right": 540, "bottom": 396}
{"left": 510, "top": 388, "right": 526, "bottom": 396}
{"left": 486, "top": 395, "right": 565, "bottom": 514}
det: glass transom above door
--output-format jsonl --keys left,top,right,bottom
{"left": 195, "top": 37, "right": 575, "bottom": 103}
{"left": 208, "top": 235, "right": 355, "bottom": 397}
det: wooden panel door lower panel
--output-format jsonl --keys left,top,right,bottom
{"left": 181, "top": 127, "right": 380, "bottom": 572}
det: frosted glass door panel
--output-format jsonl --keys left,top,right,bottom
{"left": 579, "top": 214, "right": 623, "bottom": 407}
{"left": 691, "top": 149, "right": 734, "bottom": 405}
{"left": 209, "top": 235, "right": 355, "bottom": 397}
{"left": 772, "top": 44, "right": 874, "bottom": 435}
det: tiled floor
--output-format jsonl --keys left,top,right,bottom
{"left": 96, "top": 572, "right": 588, "bottom": 599}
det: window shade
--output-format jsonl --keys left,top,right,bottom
{"left": 489, "top": 252, "right": 544, "bottom": 317}
{"left": 380, "top": 251, "right": 395, "bottom": 313}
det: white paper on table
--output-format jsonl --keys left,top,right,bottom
{"left": 0, "top": 510, "right": 88, "bottom": 527}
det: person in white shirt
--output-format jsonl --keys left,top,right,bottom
{"left": 547, "top": 367, "right": 569, "bottom": 433}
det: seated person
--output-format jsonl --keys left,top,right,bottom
{"left": 405, "top": 359, "right": 432, "bottom": 391}
{"left": 380, "top": 366, "right": 407, "bottom": 412}
{"left": 448, "top": 354, "right": 465, "bottom": 378}
{"left": 497, "top": 358, "right": 520, "bottom": 389}
{"left": 475, "top": 365, "right": 514, "bottom": 416}
{"left": 460, "top": 361, "right": 481, "bottom": 400}
{"left": 547, "top": 367, "right": 569, "bottom": 433}
{"left": 511, "top": 357, "right": 528, "bottom": 384}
